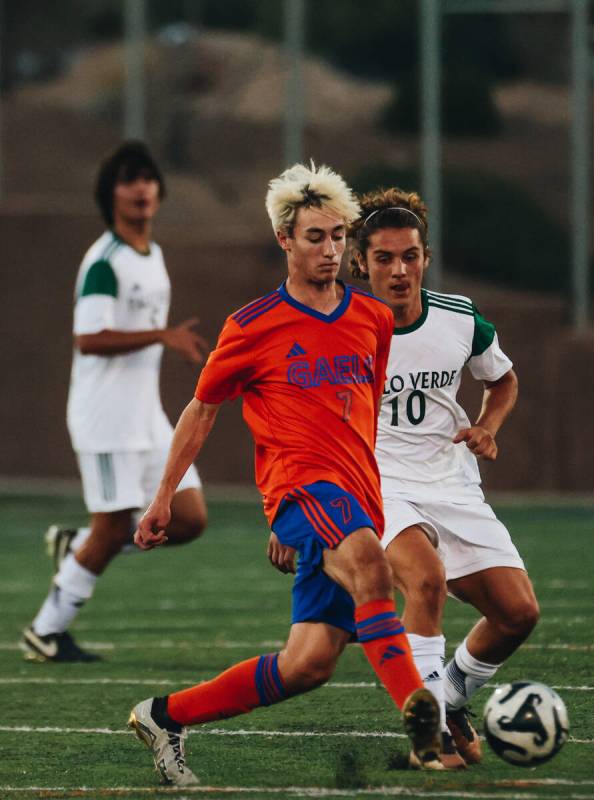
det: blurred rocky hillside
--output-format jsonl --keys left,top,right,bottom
{"left": 1, "top": 29, "right": 593, "bottom": 492}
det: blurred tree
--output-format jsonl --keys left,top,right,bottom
{"left": 199, "top": 0, "right": 260, "bottom": 30}
{"left": 381, "top": 12, "right": 520, "bottom": 136}
{"left": 1, "top": 0, "right": 81, "bottom": 91}
{"left": 383, "top": 67, "right": 502, "bottom": 137}
{"left": 83, "top": 1, "right": 122, "bottom": 40}
{"left": 197, "top": 0, "right": 520, "bottom": 137}
{"left": 444, "top": 14, "right": 520, "bottom": 81}
{"left": 351, "top": 165, "right": 579, "bottom": 294}
{"left": 253, "top": 0, "right": 417, "bottom": 79}
{"left": 252, "top": 1, "right": 520, "bottom": 84}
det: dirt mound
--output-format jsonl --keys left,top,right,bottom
{"left": 20, "top": 29, "right": 391, "bottom": 126}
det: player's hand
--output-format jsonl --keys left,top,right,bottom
{"left": 134, "top": 498, "right": 171, "bottom": 550}
{"left": 162, "top": 317, "right": 208, "bottom": 365}
{"left": 267, "top": 532, "right": 296, "bottom": 575}
{"left": 453, "top": 426, "right": 498, "bottom": 461}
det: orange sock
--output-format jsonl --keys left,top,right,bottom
{"left": 167, "top": 653, "right": 287, "bottom": 726}
{"left": 355, "top": 598, "right": 423, "bottom": 710}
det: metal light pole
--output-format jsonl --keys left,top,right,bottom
{"left": 284, "top": 0, "right": 305, "bottom": 167}
{"left": 124, "top": 0, "right": 146, "bottom": 140}
{"left": 570, "top": 0, "right": 591, "bottom": 333}
{"left": 0, "top": 0, "right": 4, "bottom": 201}
{"left": 438, "top": 0, "right": 591, "bottom": 330}
{"left": 420, "top": 0, "right": 442, "bottom": 290}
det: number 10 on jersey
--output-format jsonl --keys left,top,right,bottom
{"left": 390, "top": 390, "right": 426, "bottom": 426}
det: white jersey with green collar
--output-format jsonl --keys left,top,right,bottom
{"left": 67, "top": 231, "right": 171, "bottom": 452}
{"left": 377, "top": 288, "right": 512, "bottom": 503}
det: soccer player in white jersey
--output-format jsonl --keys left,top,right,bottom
{"left": 21, "top": 141, "right": 208, "bottom": 662}
{"left": 347, "top": 187, "right": 540, "bottom": 767}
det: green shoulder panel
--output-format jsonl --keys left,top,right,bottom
{"left": 79, "top": 259, "right": 118, "bottom": 298}
{"left": 471, "top": 306, "right": 496, "bottom": 356}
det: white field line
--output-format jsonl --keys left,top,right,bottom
{"left": 72, "top": 619, "right": 281, "bottom": 632}
{"left": 1, "top": 640, "right": 285, "bottom": 651}
{"left": 0, "top": 782, "right": 594, "bottom": 800}
{"left": 13, "top": 616, "right": 594, "bottom": 632}
{"left": 446, "top": 617, "right": 594, "bottom": 626}
{"left": 522, "top": 643, "right": 594, "bottom": 651}
{"left": 0, "top": 677, "right": 592, "bottom": 692}
{"left": 45, "top": 597, "right": 593, "bottom": 612}
{"left": 2, "top": 640, "right": 593, "bottom": 652}
{"left": 0, "top": 786, "right": 594, "bottom": 800}
{"left": 0, "top": 789, "right": 594, "bottom": 800}
{"left": 0, "top": 724, "right": 592, "bottom": 744}
{"left": 539, "top": 580, "right": 590, "bottom": 590}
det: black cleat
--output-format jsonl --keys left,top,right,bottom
{"left": 446, "top": 705, "right": 482, "bottom": 764}
{"left": 20, "top": 626, "right": 102, "bottom": 663}
{"left": 440, "top": 731, "right": 467, "bottom": 769}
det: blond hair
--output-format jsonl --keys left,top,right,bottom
{"left": 265, "top": 161, "right": 361, "bottom": 234}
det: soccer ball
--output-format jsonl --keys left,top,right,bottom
{"left": 483, "top": 681, "right": 569, "bottom": 766}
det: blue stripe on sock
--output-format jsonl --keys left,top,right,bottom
{"left": 356, "top": 611, "right": 398, "bottom": 631}
{"left": 356, "top": 611, "right": 405, "bottom": 643}
{"left": 255, "top": 653, "right": 286, "bottom": 706}
{"left": 357, "top": 622, "right": 405, "bottom": 642}
{"left": 268, "top": 653, "right": 286, "bottom": 702}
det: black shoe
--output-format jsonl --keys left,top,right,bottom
{"left": 20, "top": 627, "right": 102, "bottom": 663}
{"left": 440, "top": 731, "right": 467, "bottom": 769}
{"left": 446, "top": 706, "right": 482, "bottom": 764}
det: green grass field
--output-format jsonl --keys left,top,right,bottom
{"left": 1, "top": 492, "right": 593, "bottom": 800}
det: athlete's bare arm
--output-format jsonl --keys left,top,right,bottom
{"left": 76, "top": 317, "right": 207, "bottom": 363}
{"left": 135, "top": 398, "right": 219, "bottom": 549}
{"left": 453, "top": 368, "right": 518, "bottom": 461}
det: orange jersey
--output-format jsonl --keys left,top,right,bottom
{"left": 195, "top": 281, "right": 393, "bottom": 534}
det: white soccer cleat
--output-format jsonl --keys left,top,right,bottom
{"left": 128, "top": 698, "right": 199, "bottom": 786}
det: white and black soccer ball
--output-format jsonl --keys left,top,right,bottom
{"left": 483, "top": 681, "right": 569, "bottom": 766}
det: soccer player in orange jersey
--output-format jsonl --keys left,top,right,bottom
{"left": 127, "top": 163, "right": 441, "bottom": 786}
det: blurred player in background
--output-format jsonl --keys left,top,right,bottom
{"left": 347, "top": 189, "right": 540, "bottom": 767}
{"left": 128, "top": 162, "right": 441, "bottom": 787}
{"left": 21, "top": 141, "right": 208, "bottom": 663}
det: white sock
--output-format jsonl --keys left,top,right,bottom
{"left": 70, "top": 526, "right": 91, "bottom": 551}
{"left": 444, "top": 637, "right": 501, "bottom": 710}
{"left": 408, "top": 633, "right": 446, "bottom": 731}
{"left": 32, "top": 554, "right": 98, "bottom": 636}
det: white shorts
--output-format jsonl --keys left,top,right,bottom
{"left": 381, "top": 496, "right": 525, "bottom": 581}
{"left": 76, "top": 447, "right": 201, "bottom": 514}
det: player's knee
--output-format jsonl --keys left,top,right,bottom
{"left": 408, "top": 568, "right": 447, "bottom": 616}
{"left": 184, "top": 512, "right": 207, "bottom": 542}
{"left": 352, "top": 552, "right": 393, "bottom": 602}
{"left": 496, "top": 598, "right": 540, "bottom": 640}
{"left": 511, "top": 597, "right": 540, "bottom": 637}
{"left": 281, "top": 651, "right": 337, "bottom": 692}
{"left": 168, "top": 511, "right": 208, "bottom": 544}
